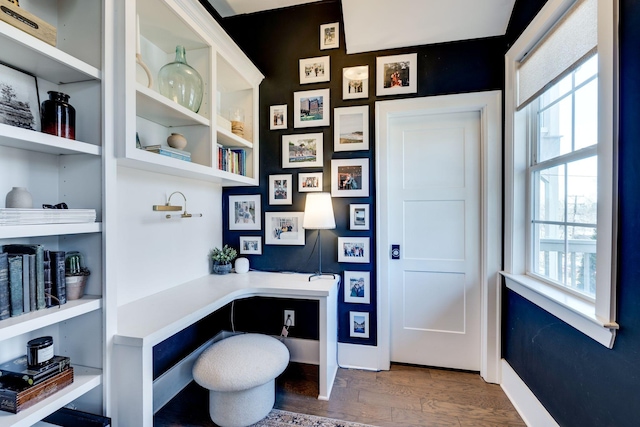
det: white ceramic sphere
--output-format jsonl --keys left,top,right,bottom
{"left": 234, "top": 257, "right": 249, "bottom": 274}
{"left": 167, "top": 133, "right": 187, "bottom": 150}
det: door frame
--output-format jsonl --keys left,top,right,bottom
{"left": 375, "top": 91, "right": 502, "bottom": 383}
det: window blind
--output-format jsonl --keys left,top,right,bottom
{"left": 517, "top": 0, "right": 597, "bottom": 109}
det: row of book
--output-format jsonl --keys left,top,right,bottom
{"left": 0, "top": 354, "right": 73, "bottom": 413}
{"left": 218, "top": 145, "right": 247, "bottom": 176}
{"left": 0, "top": 244, "right": 68, "bottom": 321}
{"left": 143, "top": 145, "right": 192, "bottom": 162}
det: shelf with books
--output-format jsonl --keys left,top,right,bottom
{"left": 0, "top": 365, "right": 102, "bottom": 427}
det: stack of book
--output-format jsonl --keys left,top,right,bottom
{"left": 143, "top": 145, "right": 192, "bottom": 162}
{"left": 0, "top": 245, "right": 68, "bottom": 321}
{"left": 218, "top": 145, "right": 246, "bottom": 176}
{"left": 0, "top": 355, "right": 74, "bottom": 413}
{"left": 0, "top": 208, "right": 96, "bottom": 225}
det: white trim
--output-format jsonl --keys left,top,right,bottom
{"left": 375, "top": 91, "right": 502, "bottom": 383}
{"left": 504, "top": 0, "right": 618, "bottom": 345}
{"left": 337, "top": 343, "right": 379, "bottom": 371}
{"left": 501, "top": 359, "right": 560, "bottom": 427}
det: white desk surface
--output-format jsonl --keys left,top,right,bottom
{"left": 115, "top": 271, "right": 339, "bottom": 348}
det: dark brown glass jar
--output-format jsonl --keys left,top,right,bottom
{"left": 41, "top": 91, "right": 76, "bottom": 140}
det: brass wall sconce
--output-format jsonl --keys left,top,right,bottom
{"left": 152, "top": 191, "right": 202, "bottom": 219}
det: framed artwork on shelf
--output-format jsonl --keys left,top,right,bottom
{"left": 338, "top": 236, "right": 370, "bottom": 263}
{"left": 376, "top": 53, "right": 417, "bottom": 96}
{"left": 239, "top": 236, "right": 262, "bottom": 255}
{"left": 228, "top": 194, "right": 261, "bottom": 230}
{"left": 331, "top": 158, "right": 369, "bottom": 197}
{"left": 270, "top": 104, "right": 287, "bottom": 130}
{"left": 0, "top": 62, "right": 40, "bottom": 131}
{"left": 349, "top": 311, "right": 370, "bottom": 338}
{"left": 299, "top": 56, "right": 330, "bottom": 84}
{"left": 320, "top": 22, "right": 339, "bottom": 50}
{"left": 349, "top": 204, "right": 369, "bottom": 230}
{"left": 342, "top": 65, "right": 368, "bottom": 100}
{"left": 298, "top": 172, "right": 323, "bottom": 192}
{"left": 269, "top": 174, "right": 293, "bottom": 205}
{"left": 265, "top": 212, "right": 305, "bottom": 245}
{"left": 282, "top": 133, "right": 323, "bottom": 168}
{"left": 294, "top": 88, "right": 330, "bottom": 128}
{"left": 334, "top": 105, "right": 369, "bottom": 152}
{"left": 344, "top": 270, "right": 370, "bottom": 304}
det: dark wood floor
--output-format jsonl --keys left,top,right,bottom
{"left": 154, "top": 363, "right": 525, "bottom": 427}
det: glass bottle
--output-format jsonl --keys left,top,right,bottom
{"left": 158, "top": 45, "right": 204, "bottom": 113}
{"left": 41, "top": 91, "right": 76, "bottom": 140}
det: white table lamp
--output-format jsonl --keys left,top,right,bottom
{"left": 303, "top": 193, "right": 336, "bottom": 281}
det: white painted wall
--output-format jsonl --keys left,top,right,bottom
{"left": 115, "top": 166, "right": 222, "bottom": 306}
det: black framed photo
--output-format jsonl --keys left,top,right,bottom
{"left": 0, "top": 62, "right": 40, "bottom": 131}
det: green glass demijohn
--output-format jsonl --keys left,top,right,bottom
{"left": 158, "top": 45, "right": 203, "bottom": 113}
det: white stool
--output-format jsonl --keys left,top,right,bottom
{"left": 192, "top": 333, "right": 290, "bottom": 427}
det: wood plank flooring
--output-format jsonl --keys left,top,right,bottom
{"left": 154, "top": 363, "right": 525, "bottom": 427}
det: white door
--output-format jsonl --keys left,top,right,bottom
{"left": 387, "top": 109, "right": 481, "bottom": 370}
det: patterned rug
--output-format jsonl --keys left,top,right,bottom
{"left": 250, "top": 409, "right": 378, "bottom": 427}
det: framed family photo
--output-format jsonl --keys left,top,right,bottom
{"left": 299, "top": 56, "right": 330, "bottom": 85}
{"left": 269, "top": 174, "right": 292, "bottom": 205}
{"left": 376, "top": 53, "right": 417, "bottom": 96}
{"left": 320, "top": 22, "right": 339, "bottom": 50}
{"left": 342, "top": 65, "right": 368, "bottom": 100}
{"left": 344, "top": 270, "right": 370, "bottom": 304}
{"left": 228, "top": 194, "right": 261, "bottom": 230}
{"left": 338, "top": 237, "right": 370, "bottom": 263}
{"left": 294, "top": 88, "right": 330, "bottom": 128}
{"left": 349, "top": 311, "right": 370, "bottom": 338}
{"left": 298, "top": 172, "right": 323, "bottom": 192}
{"left": 239, "top": 236, "right": 262, "bottom": 255}
{"left": 0, "top": 62, "right": 40, "bottom": 131}
{"left": 282, "top": 133, "right": 323, "bottom": 168}
{"left": 331, "top": 158, "right": 369, "bottom": 197}
{"left": 349, "top": 204, "right": 369, "bottom": 230}
{"left": 265, "top": 212, "right": 305, "bottom": 245}
{"left": 270, "top": 104, "right": 287, "bottom": 130}
{"left": 334, "top": 106, "right": 368, "bottom": 152}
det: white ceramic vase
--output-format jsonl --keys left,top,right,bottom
{"left": 5, "top": 187, "right": 33, "bottom": 208}
{"left": 167, "top": 133, "right": 187, "bottom": 150}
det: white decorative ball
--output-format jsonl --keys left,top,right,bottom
{"left": 234, "top": 257, "right": 249, "bottom": 274}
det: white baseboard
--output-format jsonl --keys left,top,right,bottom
{"left": 337, "top": 343, "right": 379, "bottom": 371}
{"left": 280, "top": 336, "right": 319, "bottom": 365}
{"left": 500, "top": 359, "right": 559, "bottom": 427}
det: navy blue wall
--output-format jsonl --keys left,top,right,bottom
{"left": 205, "top": 0, "right": 505, "bottom": 346}
{"left": 502, "top": 1, "right": 640, "bottom": 426}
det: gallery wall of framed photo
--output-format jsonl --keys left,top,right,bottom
{"left": 217, "top": 0, "right": 505, "bottom": 345}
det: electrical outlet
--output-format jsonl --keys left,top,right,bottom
{"left": 284, "top": 310, "right": 295, "bottom": 327}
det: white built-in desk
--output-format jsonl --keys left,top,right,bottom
{"left": 113, "top": 271, "right": 339, "bottom": 427}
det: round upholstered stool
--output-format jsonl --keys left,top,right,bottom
{"left": 192, "top": 333, "right": 290, "bottom": 427}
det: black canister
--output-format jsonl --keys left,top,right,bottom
{"left": 41, "top": 91, "right": 76, "bottom": 140}
{"left": 27, "top": 336, "right": 54, "bottom": 368}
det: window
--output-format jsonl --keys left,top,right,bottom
{"left": 504, "top": 0, "right": 618, "bottom": 348}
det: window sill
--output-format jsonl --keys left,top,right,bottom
{"left": 501, "top": 272, "right": 618, "bottom": 348}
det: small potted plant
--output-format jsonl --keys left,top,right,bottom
{"left": 209, "top": 244, "right": 237, "bottom": 275}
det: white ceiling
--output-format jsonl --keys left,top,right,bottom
{"left": 207, "top": 0, "right": 516, "bottom": 54}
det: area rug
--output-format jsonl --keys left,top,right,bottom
{"left": 250, "top": 409, "right": 378, "bottom": 427}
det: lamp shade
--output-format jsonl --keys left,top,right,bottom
{"left": 303, "top": 192, "right": 336, "bottom": 230}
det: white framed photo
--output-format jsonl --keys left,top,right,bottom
{"left": 342, "top": 65, "right": 368, "bottom": 100}
{"left": 299, "top": 56, "right": 330, "bottom": 85}
{"left": 239, "top": 236, "right": 262, "bottom": 255}
{"left": 269, "top": 174, "right": 292, "bottom": 205}
{"left": 282, "top": 133, "right": 323, "bottom": 168}
{"left": 376, "top": 53, "right": 417, "bottom": 96}
{"left": 228, "top": 194, "right": 261, "bottom": 230}
{"left": 320, "top": 22, "right": 339, "bottom": 50}
{"left": 349, "top": 204, "right": 369, "bottom": 230}
{"left": 270, "top": 104, "right": 287, "bottom": 130}
{"left": 299, "top": 172, "right": 323, "bottom": 192}
{"left": 265, "top": 212, "right": 305, "bottom": 245}
{"left": 344, "top": 271, "right": 370, "bottom": 304}
{"left": 331, "top": 158, "right": 369, "bottom": 198}
{"left": 0, "top": 62, "right": 40, "bottom": 131}
{"left": 294, "top": 88, "right": 330, "bottom": 128}
{"left": 334, "top": 106, "right": 368, "bottom": 152}
{"left": 338, "top": 237, "right": 370, "bottom": 263}
{"left": 349, "top": 311, "right": 370, "bottom": 338}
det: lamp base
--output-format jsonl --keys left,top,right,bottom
{"left": 308, "top": 272, "right": 336, "bottom": 281}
